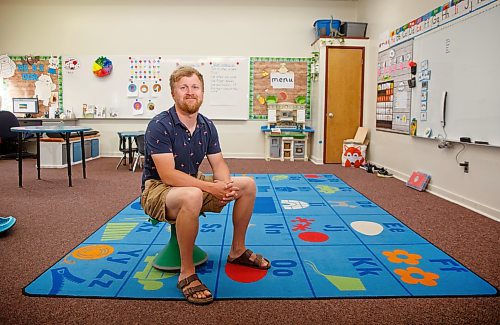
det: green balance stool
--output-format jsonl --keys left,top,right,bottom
{"left": 149, "top": 218, "right": 208, "bottom": 271}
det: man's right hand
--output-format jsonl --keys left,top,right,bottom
{"left": 206, "top": 180, "right": 232, "bottom": 201}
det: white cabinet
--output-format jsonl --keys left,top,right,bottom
{"left": 263, "top": 133, "right": 310, "bottom": 161}
{"left": 39, "top": 136, "right": 100, "bottom": 168}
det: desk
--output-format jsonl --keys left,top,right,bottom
{"left": 17, "top": 119, "right": 43, "bottom": 127}
{"left": 11, "top": 126, "right": 92, "bottom": 187}
{"left": 118, "top": 131, "right": 145, "bottom": 171}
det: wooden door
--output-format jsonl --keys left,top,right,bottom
{"left": 324, "top": 47, "right": 364, "bottom": 163}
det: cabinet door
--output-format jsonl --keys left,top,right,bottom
{"left": 72, "top": 141, "right": 82, "bottom": 163}
{"left": 85, "top": 140, "right": 92, "bottom": 159}
{"left": 61, "top": 143, "right": 68, "bottom": 165}
{"left": 91, "top": 139, "right": 100, "bottom": 157}
{"left": 324, "top": 47, "right": 364, "bottom": 163}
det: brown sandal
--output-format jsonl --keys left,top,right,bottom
{"left": 177, "top": 274, "right": 213, "bottom": 305}
{"left": 227, "top": 249, "right": 271, "bottom": 270}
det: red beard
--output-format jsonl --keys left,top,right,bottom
{"left": 178, "top": 96, "right": 203, "bottom": 114}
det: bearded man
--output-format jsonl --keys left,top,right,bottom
{"left": 140, "top": 66, "right": 270, "bottom": 305}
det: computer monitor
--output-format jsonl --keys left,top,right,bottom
{"left": 12, "top": 98, "right": 39, "bottom": 117}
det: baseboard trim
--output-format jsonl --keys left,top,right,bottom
{"left": 102, "top": 154, "right": 122, "bottom": 158}
{"left": 388, "top": 168, "right": 500, "bottom": 222}
{"left": 310, "top": 155, "right": 323, "bottom": 165}
{"left": 224, "top": 154, "right": 265, "bottom": 159}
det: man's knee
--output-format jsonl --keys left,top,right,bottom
{"left": 181, "top": 187, "right": 203, "bottom": 205}
{"left": 172, "top": 187, "right": 204, "bottom": 215}
{"left": 239, "top": 177, "right": 256, "bottom": 196}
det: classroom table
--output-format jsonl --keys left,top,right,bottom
{"left": 118, "top": 131, "right": 145, "bottom": 171}
{"left": 10, "top": 125, "right": 92, "bottom": 187}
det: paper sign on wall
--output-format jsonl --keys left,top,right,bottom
{"left": 270, "top": 72, "right": 295, "bottom": 89}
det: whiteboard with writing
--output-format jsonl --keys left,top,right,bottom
{"left": 410, "top": 2, "right": 500, "bottom": 146}
{"left": 62, "top": 55, "right": 249, "bottom": 120}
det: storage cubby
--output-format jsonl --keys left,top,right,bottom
{"left": 39, "top": 136, "right": 100, "bottom": 168}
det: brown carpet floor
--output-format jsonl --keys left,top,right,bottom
{"left": 0, "top": 157, "right": 498, "bottom": 324}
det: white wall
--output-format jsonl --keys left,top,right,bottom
{"left": 2, "top": 0, "right": 499, "bottom": 220}
{"left": 309, "top": 37, "right": 371, "bottom": 164}
{"left": 357, "top": 0, "right": 500, "bottom": 221}
{"left": 0, "top": 0, "right": 357, "bottom": 158}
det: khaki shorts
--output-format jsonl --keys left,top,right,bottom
{"left": 141, "top": 173, "right": 224, "bottom": 223}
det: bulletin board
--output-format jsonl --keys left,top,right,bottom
{"left": 409, "top": 2, "right": 500, "bottom": 146}
{"left": 376, "top": 40, "right": 413, "bottom": 134}
{"left": 249, "top": 57, "right": 311, "bottom": 120}
{"left": 1, "top": 55, "right": 62, "bottom": 118}
{"left": 61, "top": 55, "right": 249, "bottom": 120}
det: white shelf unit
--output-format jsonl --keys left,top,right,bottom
{"left": 281, "top": 137, "right": 294, "bottom": 161}
{"left": 39, "top": 136, "right": 100, "bottom": 168}
{"left": 264, "top": 134, "right": 309, "bottom": 161}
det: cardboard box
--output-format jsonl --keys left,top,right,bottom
{"left": 343, "top": 127, "right": 369, "bottom": 146}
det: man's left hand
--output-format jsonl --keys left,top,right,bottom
{"left": 220, "top": 180, "right": 240, "bottom": 205}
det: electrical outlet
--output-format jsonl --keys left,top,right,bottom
{"left": 459, "top": 161, "right": 469, "bottom": 173}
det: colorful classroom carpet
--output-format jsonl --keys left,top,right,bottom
{"left": 24, "top": 174, "right": 497, "bottom": 299}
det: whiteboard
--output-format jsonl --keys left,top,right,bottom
{"left": 410, "top": 3, "right": 500, "bottom": 146}
{"left": 62, "top": 55, "right": 249, "bottom": 120}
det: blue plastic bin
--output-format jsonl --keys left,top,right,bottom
{"left": 314, "top": 19, "right": 341, "bottom": 38}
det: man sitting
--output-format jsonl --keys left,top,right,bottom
{"left": 140, "top": 66, "right": 270, "bottom": 305}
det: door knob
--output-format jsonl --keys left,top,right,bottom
{"left": 328, "top": 113, "right": 334, "bottom": 118}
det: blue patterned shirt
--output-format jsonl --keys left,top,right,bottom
{"left": 141, "top": 107, "right": 221, "bottom": 191}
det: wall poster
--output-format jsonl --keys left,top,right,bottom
{"left": 249, "top": 57, "right": 311, "bottom": 120}
{"left": 2, "top": 55, "right": 62, "bottom": 118}
{"left": 376, "top": 40, "right": 414, "bottom": 134}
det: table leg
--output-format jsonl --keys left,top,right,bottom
{"left": 80, "top": 132, "right": 87, "bottom": 179}
{"left": 17, "top": 133, "right": 23, "bottom": 188}
{"left": 65, "top": 133, "right": 72, "bottom": 187}
{"left": 128, "top": 136, "right": 133, "bottom": 171}
{"left": 36, "top": 133, "right": 41, "bottom": 180}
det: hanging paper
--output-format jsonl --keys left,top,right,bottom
{"left": 48, "top": 56, "right": 58, "bottom": 75}
{"left": 152, "top": 82, "right": 161, "bottom": 98}
{"left": 0, "top": 54, "right": 16, "bottom": 78}
{"left": 63, "top": 57, "right": 80, "bottom": 73}
{"left": 132, "top": 99, "right": 143, "bottom": 115}
{"left": 140, "top": 83, "right": 149, "bottom": 94}
{"left": 129, "top": 56, "right": 161, "bottom": 80}
{"left": 34, "top": 74, "right": 56, "bottom": 106}
{"left": 127, "top": 82, "right": 138, "bottom": 97}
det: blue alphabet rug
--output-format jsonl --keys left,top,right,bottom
{"left": 24, "top": 174, "right": 497, "bottom": 299}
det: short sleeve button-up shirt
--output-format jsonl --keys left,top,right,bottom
{"left": 141, "top": 107, "right": 221, "bottom": 191}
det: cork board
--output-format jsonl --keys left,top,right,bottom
{"left": 249, "top": 57, "right": 311, "bottom": 120}
{"left": 4, "top": 55, "right": 62, "bottom": 117}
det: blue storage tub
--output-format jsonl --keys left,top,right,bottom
{"left": 314, "top": 19, "right": 341, "bottom": 38}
